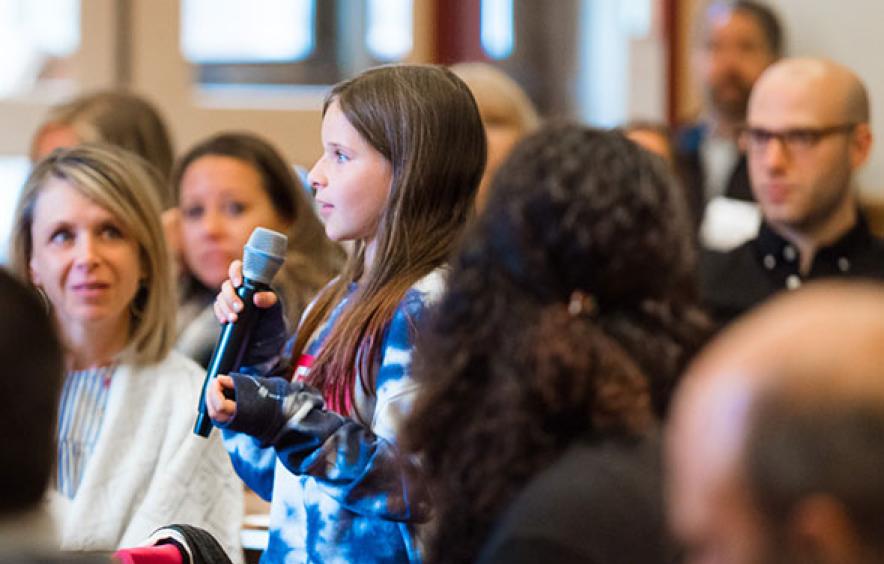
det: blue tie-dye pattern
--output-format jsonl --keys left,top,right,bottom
{"left": 223, "top": 431, "right": 277, "bottom": 500}
{"left": 221, "top": 277, "right": 440, "bottom": 563}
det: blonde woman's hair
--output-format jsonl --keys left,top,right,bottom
{"left": 10, "top": 144, "right": 176, "bottom": 366}
{"left": 450, "top": 62, "right": 540, "bottom": 134}
{"left": 30, "top": 90, "right": 175, "bottom": 208}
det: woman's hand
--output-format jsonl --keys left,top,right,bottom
{"left": 213, "top": 259, "right": 279, "bottom": 324}
{"left": 206, "top": 375, "right": 237, "bottom": 423}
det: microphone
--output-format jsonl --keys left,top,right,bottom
{"left": 194, "top": 227, "right": 288, "bottom": 437}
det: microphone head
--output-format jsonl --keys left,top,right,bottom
{"left": 242, "top": 227, "right": 288, "bottom": 285}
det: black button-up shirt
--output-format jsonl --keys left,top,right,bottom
{"left": 699, "top": 214, "right": 884, "bottom": 325}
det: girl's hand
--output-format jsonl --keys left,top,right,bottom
{"left": 206, "top": 375, "right": 237, "bottom": 423}
{"left": 213, "top": 259, "right": 279, "bottom": 324}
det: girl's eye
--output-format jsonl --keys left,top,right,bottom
{"left": 334, "top": 150, "right": 350, "bottom": 164}
{"left": 225, "top": 201, "right": 246, "bottom": 216}
{"left": 49, "top": 229, "right": 73, "bottom": 245}
{"left": 182, "top": 205, "right": 204, "bottom": 220}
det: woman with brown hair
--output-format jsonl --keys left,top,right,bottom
{"left": 170, "top": 132, "right": 345, "bottom": 367}
{"left": 404, "top": 123, "right": 710, "bottom": 564}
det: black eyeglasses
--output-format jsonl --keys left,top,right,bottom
{"left": 740, "top": 123, "right": 857, "bottom": 154}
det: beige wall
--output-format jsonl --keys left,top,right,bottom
{"left": 2, "top": 0, "right": 438, "bottom": 169}
{"left": 130, "top": 0, "right": 437, "bottom": 168}
{"left": 676, "top": 0, "right": 884, "bottom": 197}
{"left": 766, "top": 0, "right": 884, "bottom": 196}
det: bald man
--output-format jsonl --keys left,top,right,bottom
{"left": 700, "top": 58, "right": 884, "bottom": 325}
{"left": 667, "top": 282, "right": 884, "bottom": 564}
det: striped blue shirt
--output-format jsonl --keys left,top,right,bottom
{"left": 56, "top": 364, "right": 116, "bottom": 498}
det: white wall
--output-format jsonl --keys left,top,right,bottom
{"left": 763, "top": 0, "right": 884, "bottom": 196}
{"left": 578, "top": 0, "right": 667, "bottom": 127}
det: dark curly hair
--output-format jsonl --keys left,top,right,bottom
{"left": 403, "top": 123, "right": 711, "bottom": 564}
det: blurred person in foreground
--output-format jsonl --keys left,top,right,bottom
{"left": 404, "top": 123, "right": 710, "bottom": 564}
{"left": 0, "top": 268, "right": 106, "bottom": 563}
{"left": 668, "top": 281, "right": 884, "bottom": 564}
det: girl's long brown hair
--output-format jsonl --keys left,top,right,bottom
{"left": 291, "top": 64, "right": 486, "bottom": 419}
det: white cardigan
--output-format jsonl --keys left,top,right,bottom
{"left": 53, "top": 351, "right": 243, "bottom": 561}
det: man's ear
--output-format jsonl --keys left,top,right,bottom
{"left": 786, "top": 494, "right": 863, "bottom": 564}
{"left": 850, "top": 123, "right": 873, "bottom": 169}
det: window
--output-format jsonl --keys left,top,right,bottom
{"left": 0, "top": 155, "right": 32, "bottom": 262}
{"left": 366, "top": 0, "right": 412, "bottom": 61}
{"left": 481, "top": 0, "right": 514, "bottom": 60}
{"left": 0, "top": 0, "right": 79, "bottom": 96}
{"left": 181, "top": 0, "right": 415, "bottom": 86}
{"left": 181, "top": 0, "right": 314, "bottom": 63}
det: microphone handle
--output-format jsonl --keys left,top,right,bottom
{"left": 194, "top": 278, "right": 270, "bottom": 437}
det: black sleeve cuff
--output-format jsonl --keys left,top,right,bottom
{"left": 219, "top": 373, "right": 289, "bottom": 444}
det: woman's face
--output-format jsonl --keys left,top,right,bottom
{"left": 28, "top": 177, "right": 143, "bottom": 335}
{"left": 179, "top": 155, "right": 291, "bottom": 290}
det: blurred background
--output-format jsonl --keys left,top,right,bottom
{"left": 1, "top": 0, "right": 882, "bottom": 241}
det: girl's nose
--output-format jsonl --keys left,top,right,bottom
{"left": 307, "top": 158, "right": 327, "bottom": 193}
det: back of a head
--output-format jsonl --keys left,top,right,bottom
{"left": 482, "top": 122, "right": 694, "bottom": 305}
{"left": 623, "top": 120, "right": 676, "bottom": 166}
{"left": 450, "top": 62, "right": 540, "bottom": 133}
{"left": 407, "top": 123, "right": 697, "bottom": 563}
{"left": 472, "top": 122, "right": 708, "bottom": 415}
{"left": 679, "top": 282, "right": 884, "bottom": 555}
{"left": 36, "top": 90, "right": 176, "bottom": 207}
{"left": 0, "top": 269, "right": 63, "bottom": 515}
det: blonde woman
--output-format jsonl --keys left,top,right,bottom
{"left": 451, "top": 62, "right": 540, "bottom": 211}
{"left": 30, "top": 90, "right": 175, "bottom": 208}
{"left": 9, "top": 145, "right": 242, "bottom": 558}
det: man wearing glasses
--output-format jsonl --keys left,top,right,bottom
{"left": 699, "top": 58, "right": 884, "bottom": 325}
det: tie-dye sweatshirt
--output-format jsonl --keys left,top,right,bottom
{"left": 219, "top": 271, "right": 444, "bottom": 563}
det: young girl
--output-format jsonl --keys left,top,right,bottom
{"left": 206, "top": 64, "right": 486, "bottom": 563}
